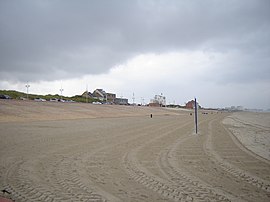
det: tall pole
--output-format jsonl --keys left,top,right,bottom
{"left": 132, "top": 92, "right": 135, "bottom": 106}
{"left": 194, "top": 97, "right": 198, "bottom": 134}
{"left": 60, "top": 85, "right": 64, "bottom": 100}
{"left": 25, "top": 82, "right": 30, "bottom": 100}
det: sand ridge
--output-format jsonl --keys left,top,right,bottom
{"left": 0, "top": 100, "right": 180, "bottom": 123}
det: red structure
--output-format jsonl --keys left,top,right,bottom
{"left": 186, "top": 100, "right": 196, "bottom": 109}
{"left": 185, "top": 100, "right": 201, "bottom": 109}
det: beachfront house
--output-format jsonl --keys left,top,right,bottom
{"left": 185, "top": 100, "right": 201, "bottom": 109}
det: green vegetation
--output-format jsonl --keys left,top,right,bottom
{"left": 0, "top": 90, "right": 27, "bottom": 99}
{"left": 70, "top": 95, "right": 98, "bottom": 103}
{"left": 0, "top": 90, "right": 99, "bottom": 103}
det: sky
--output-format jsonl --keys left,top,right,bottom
{"left": 0, "top": 0, "right": 270, "bottom": 109}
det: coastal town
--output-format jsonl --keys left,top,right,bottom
{"left": 1, "top": 87, "right": 205, "bottom": 109}
{"left": 0, "top": 88, "right": 252, "bottom": 112}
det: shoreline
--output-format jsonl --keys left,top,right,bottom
{"left": 223, "top": 111, "right": 270, "bottom": 161}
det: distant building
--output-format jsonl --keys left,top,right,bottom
{"left": 114, "top": 98, "right": 128, "bottom": 105}
{"left": 92, "top": 89, "right": 116, "bottom": 102}
{"left": 82, "top": 88, "right": 127, "bottom": 104}
{"left": 236, "top": 106, "right": 244, "bottom": 111}
{"left": 185, "top": 100, "right": 201, "bottom": 109}
{"left": 186, "top": 100, "right": 195, "bottom": 109}
{"left": 149, "top": 94, "right": 166, "bottom": 107}
{"left": 225, "top": 106, "right": 244, "bottom": 112}
{"left": 82, "top": 91, "right": 94, "bottom": 98}
{"left": 93, "top": 89, "right": 107, "bottom": 101}
{"left": 106, "top": 93, "right": 116, "bottom": 102}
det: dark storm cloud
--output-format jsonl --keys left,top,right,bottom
{"left": 0, "top": 0, "right": 269, "bottom": 82}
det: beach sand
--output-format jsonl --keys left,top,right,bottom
{"left": 223, "top": 112, "right": 270, "bottom": 161}
{"left": 0, "top": 100, "right": 269, "bottom": 201}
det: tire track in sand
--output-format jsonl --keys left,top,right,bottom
{"left": 16, "top": 117, "right": 179, "bottom": 202}
{"left": 157, "top": 137, "right": 239, "bottom": 202}
{"left": 123, "top": 118, "right": 236, "bottom": 201}
{"left": 73, "top": 117, "right": 183, "bottom": 201}
{"left": 2, "top": 160, "right": 58, "bottom": 202}
{"left": 205, "top": 118, "right": 270, "bottom": 193}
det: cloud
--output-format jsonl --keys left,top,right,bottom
{"left": 1, "top": 0, "right": 270, "bottom": 109}
{"left": 0, "top": 0, "right": 270, "bottom": 83}
{"left": 1, "top": 50, "right": 269, "bottom": 109}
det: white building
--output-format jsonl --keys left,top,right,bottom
{"left": 150, "top": 94, "right": 166, "bottom": 106}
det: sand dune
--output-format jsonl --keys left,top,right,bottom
{"left": 0, "top": 100, "right": 269, "bottom": 201}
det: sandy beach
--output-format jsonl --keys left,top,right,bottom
{"left": 223, "top": 112, "right": 270, "bottom": 161}
{"left": 0, "top": 100, "right": 269, "bottom": 201}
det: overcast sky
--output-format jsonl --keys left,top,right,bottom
{"left": 0, "top": 0, "right": 270, "bottom": 109}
